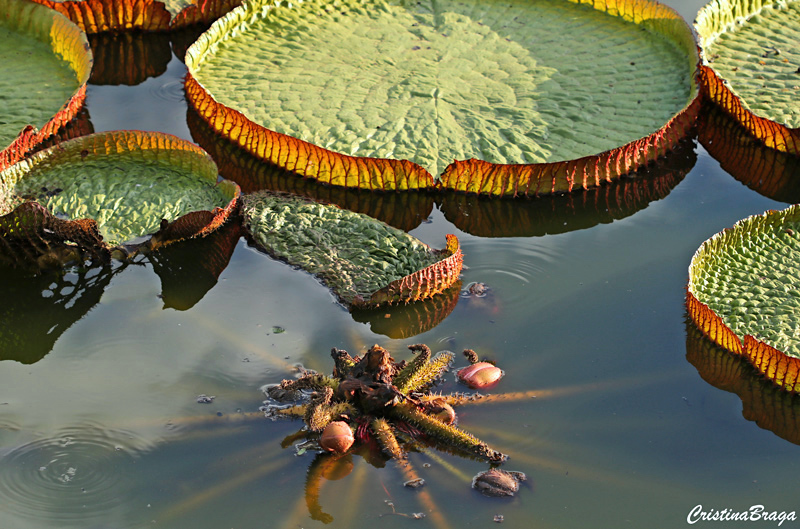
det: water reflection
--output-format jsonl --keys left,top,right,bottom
{"left": 88, "top": 32, "right": 172, "bottom": 86}
{"left": 685, "top": 320, "right": 800, "bottom": 446}
{"left": 698, "top": 104, "right": 800, "bottom": 204}
{"left": 350, "top": 284, "right": 461, "bottom": 338}
{"left": 147, "top": 218, "right": 242, "bottom": 311}
{"left": 439, "top": 137, "right": 697, "bottom": 237}
{"left": 0, "top": 262, "right": 116, "bottom": 364}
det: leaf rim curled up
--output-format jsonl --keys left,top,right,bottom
{"left": 686, "top": 204, "right": 800, "bottom": 393}
{"left": 695, "top": 0, "right": 800, "bottom": 154}
{"left": 0, "top": 0, "right": 92, "bottom": 172}
{"left": 184, "top": 0, "right": 699, "bottom": 196}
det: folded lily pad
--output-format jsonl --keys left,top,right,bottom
{"left": 0, "top": 0, "right": 91, "bottom": 171}
{"left": 241, "top": 191, "right": 462, "bottom": 307}
{"left": 687, "top": 204, "right": 800, "bottom": 393}
{"left": 185, "top": 0, "right": 698, "bottom": 195}
{"left": 0, "top": 130, "right": 240, "bottom": 254}
{"left": 696, "top": 0, "right": 800, "bottom": 153}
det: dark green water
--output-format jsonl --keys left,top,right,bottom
{"left": 2, "top": 1, "right": 800, "bottom": 527}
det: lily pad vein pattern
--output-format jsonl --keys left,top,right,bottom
{"left": 192, "top": 0, "right": 690, "bottom": 177}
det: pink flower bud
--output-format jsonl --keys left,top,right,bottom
{"left": 457, "top": 362, "right": 503, "bottom": 389}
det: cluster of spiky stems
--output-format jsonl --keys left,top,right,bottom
{"left": 266, "top": 344, "right": 507, "bottom": 464}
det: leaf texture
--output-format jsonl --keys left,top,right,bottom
{"left": 1, "top": 131, "right": 239, "bottom": 250}
{"left": 185, "top": 0, "right": 698, "bottom": 195}
{"left": 240, "top": 191, "right": 462, "bottom": 308}
{"left": 0, "top": 0, "right": 91, "bottom": 171}
{"left": 696, "top": 0, "right": 800, "bottom": 153}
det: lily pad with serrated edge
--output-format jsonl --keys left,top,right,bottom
{"left": 696, "top": 0, "right": 800, "bottom": 153}
{"left": 0, "top": 0, "right": 91, "bottom": 172}
{"left": 0, "top": 130, "right": 240, "bottom": 256}
{"left": 241, "top": 191, "right": 462, "bottom": 308}
{"left": 687, "top": 204, "right": 800, "bottom": 393}
{"left": 184, "top": 0, "right": 699, "bottom": 196}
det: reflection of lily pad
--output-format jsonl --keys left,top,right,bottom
{"left": 0, "top": 130, "right": 239, "bottom": 248}
{"left": 696, "top": 0, "right": 800, "bottom": 153}
{"left": 698, "top": 104, "right": 800, "bottom": 204}
{"left": 687, "top": 205, "right": 800, "bottom": 392}
{"left": 241, "top": 191, "right": 462, "bottom": 307}
{"left": 685, "top": 322, "right": 800, "bottom": 446}
{"left": 88, "top": 31, "right": 172, "bottom": 86}
{"left": 0, "top": 0, "right": 91, "bottom": 171}
{"left": 185, "top": 0, "right": 699, "bottom": 195}
{"left": 0, "top": 261, "right": 116, "bottom": 364}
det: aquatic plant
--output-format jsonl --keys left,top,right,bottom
{"left": 696, "top": 0, "right": 800, "bottom": 154}
{"left": 265, "top": 344, "right": 507, "bottom": 462}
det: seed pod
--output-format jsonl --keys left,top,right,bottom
{"left": 319, "top": 421, "right": 354, "bottom": 453}
{"left": 457, "top": 362, "right": 504, "bottom": 389}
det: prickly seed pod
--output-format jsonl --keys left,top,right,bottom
{"left": 421, "top": 396, "right": 456, "bottom": 425}
{"left": 457, "top": 362, "right": 504, "bottom": 389}
{"left": 319, "top": 421, "right": 354, "bottom": 453}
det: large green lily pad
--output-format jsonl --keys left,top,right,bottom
{"left": 185, "top": 0, "right": 698, "bottom": 194}
{"left": 0, "top": 0, "right": 91, "bottom": 170}
{"left": 0, "top": 130, "right": 239, "bottom": 248}
{"left": 241, "top": 191, "right": 462, "bottom": 307}
{"left": 687, "top": 204, "right": 800, "bottom": 392}
{"left": 696, "top": 0, "right": 800, "bottom": 153}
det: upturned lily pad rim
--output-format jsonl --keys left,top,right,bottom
{"left": 686, "top": 204, "right": 800, "bottom": 394}
{"left": 0, "top": 0, "right": 92, "bottom": 172}
{"left": 29, "top": 0, "right": 245, "bottom": 33}
{"left": 184, "top": 0, "right": 700, "bottom": 197}
{"left": 695, "top": 0, "right": 800, "bottom": 154}
{"left": 1, "top": 130, "right": 241, "bottom": 253}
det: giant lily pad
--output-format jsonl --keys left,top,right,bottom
{"left": 185, "top": 0, "right": 699, "bottom": 195}
{"left": 695, "top": 0, "right": 800, "bottom": 153}
{"left": 687, "top": 204, "right": 800, "bottom": 393}
{"left": 241, "top": 191, "right": 462, "bottom": 307}
{"left": 0, "top": 130, "right": 240, "bottom": 256}
{"left": 0, "top": 0, "right": 91, "bottom": 171}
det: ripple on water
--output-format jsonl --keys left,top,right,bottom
{"left": 460, "top": 239, "right": 565, "bottom": 315}
{"left": 0, "top": 425, "right": 143, "bottom": 523}
{"left": 149, "top": 79, "right": 185, "bottom": 103}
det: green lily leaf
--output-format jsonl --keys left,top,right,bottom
{"left": 185, "top": 0, "right": 698, "bottom": 195}
{"left": 687, "top": 204, "right": 800, "bottom": 393}
{"left": 241, "top": 191, "right": 462, "bottom": 307}
{"left": 0, "top": 130, "right": 239, "bottom": 249}
{"left": 0, "top": 0, "right": 91, "bottom": 171}
{"left": 696, "top": 0, "right": 800, "bottom": 153}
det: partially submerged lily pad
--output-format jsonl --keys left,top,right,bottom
{"left": 0, "top": 0, "right": 91, "bottom": 171}
{"left": 241, "top": 191, "right": 462, "bottom": 307}
{"left": 696, "top": 0, "right": 800, "bottom": 153}
{"left": 687, "top": 204, "right": 800, "bottom": 392}
{"left": 185, "top": 0, "right": 698, "bottom": 195}
{"left": 0, "top": 130, "right": 240, "bottom": 257}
